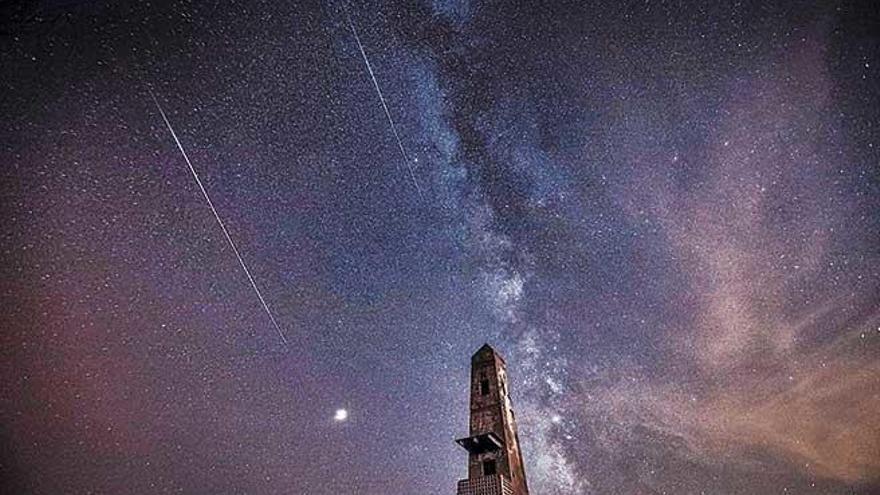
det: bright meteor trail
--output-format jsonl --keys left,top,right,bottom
{"left": 148, "top": 90, "right": 289, "bottom": 346}
{"left": 344, "top": 8, "right": 424, "bottom": 199}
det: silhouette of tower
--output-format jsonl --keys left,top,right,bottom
{"left": 455, "top": 344, "right": 529, "bottom": 495}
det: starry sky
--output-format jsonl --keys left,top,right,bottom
{"left": 1, "top": 0, "right": 879, "bottom": 494}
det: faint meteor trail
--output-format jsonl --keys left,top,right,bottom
{"left": 148, "top": 90, "right": 289, "bottom": 345}
{"left": 344, "top": 7, "right": 424, "bottom": 199}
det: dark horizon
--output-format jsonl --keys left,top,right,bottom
{"left": 1, "top": 1, "right": 879, "bottom": 493}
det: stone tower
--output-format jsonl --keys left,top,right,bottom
{"left": 455, "top": 344, "right": 529, "bottom": 495}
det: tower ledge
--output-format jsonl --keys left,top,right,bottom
{"left": 455, "top": 431, "right": 504, "bottom": 454}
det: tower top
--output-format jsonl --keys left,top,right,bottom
{"left": 476, "top": 343, "right": 495, "bottom": 354}
{"left": 472, "top": 343, "right": 506, "bottom": 363}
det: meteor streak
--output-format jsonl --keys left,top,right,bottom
{"left": 344, "top": 7, "right": 424, "bottom": 199}
{"left": 148, "top": 90, "right": 289, "bottom": 345}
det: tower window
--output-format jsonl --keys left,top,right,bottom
{"left": 480, "top": 379, "right": 490, "bottom": 396}
{"left": 483, "top": 459, "right": 497, "bottom": 475}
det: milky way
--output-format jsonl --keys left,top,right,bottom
{"left": 1, "top": 1, "right": 878, "bottom": 494}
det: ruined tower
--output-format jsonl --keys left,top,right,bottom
{"left": 455, "top": 344, "right": 529, "bottom": 495}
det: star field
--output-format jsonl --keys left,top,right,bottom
{"left": 1, "top": 1, "right": 879, "bottom": 494}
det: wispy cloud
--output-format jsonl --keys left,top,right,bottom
{"left": 572, "top": 36, "right": 880, "bottom": 488}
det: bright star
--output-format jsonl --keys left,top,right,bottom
{"left": 334, "top": 409, "right": 348, "bottom": 422}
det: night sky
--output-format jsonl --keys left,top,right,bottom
{"left": 2, "top": 1, "right": 879, "bottom": 494}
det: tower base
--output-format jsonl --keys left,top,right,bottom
{"left": 456, "top": 475, "right": 513, "bottom": 495}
